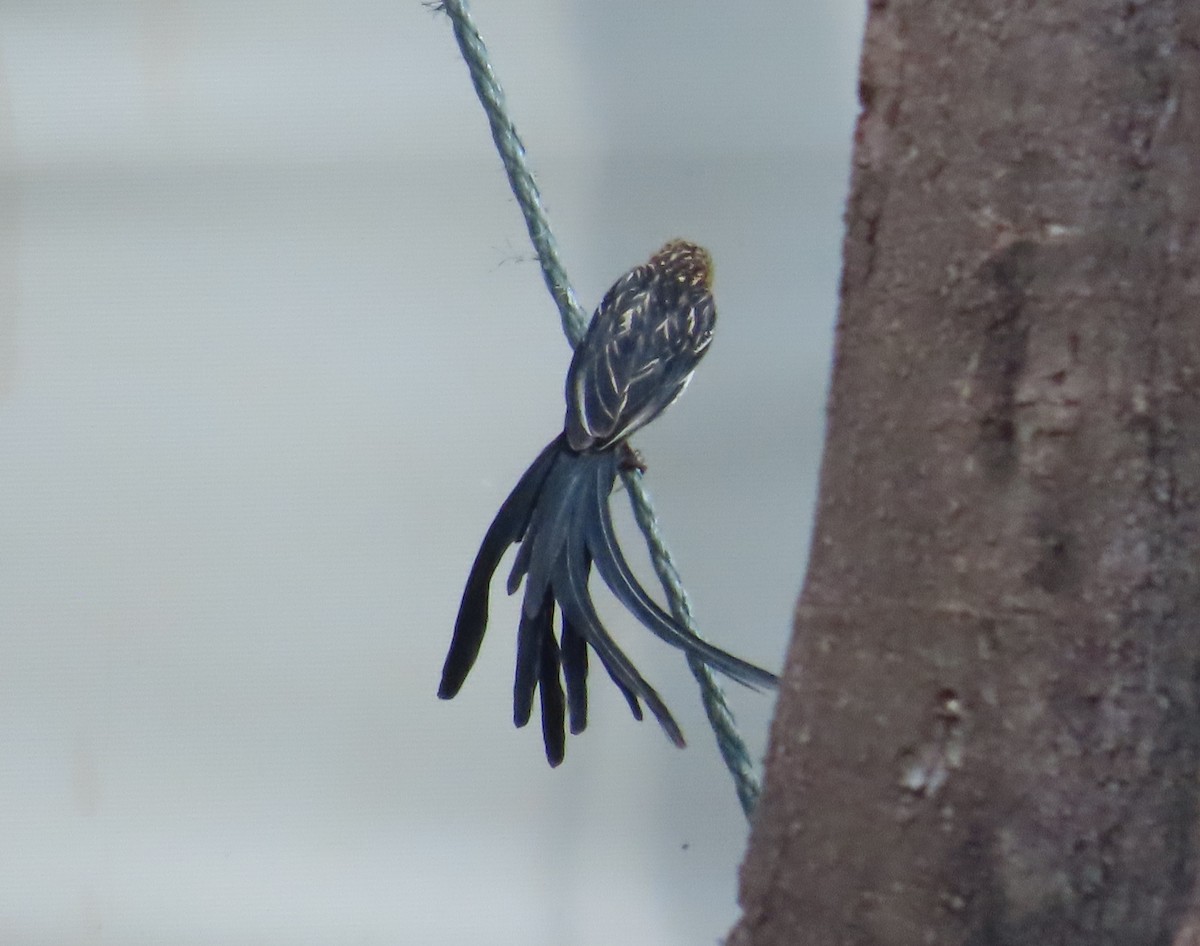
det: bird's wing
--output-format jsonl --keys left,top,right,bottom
{"left": 564, "top": 267, "right": 714, "bottom": 452}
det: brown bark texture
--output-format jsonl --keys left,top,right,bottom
{"left": 731, "top": 3, "right": 1200, "bottom": 944}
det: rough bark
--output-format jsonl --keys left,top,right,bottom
{"left": 732, "top": 3, "right": 1200, "bottom": 944}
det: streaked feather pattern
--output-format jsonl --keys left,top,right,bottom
{"left": 439, "top": 241, "right": 777, "bottom": 765}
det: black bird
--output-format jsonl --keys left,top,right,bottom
{"left": 438, "top": 240, "right": 778, "bottom": 765}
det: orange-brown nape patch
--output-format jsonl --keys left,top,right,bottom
{"left": 649, "top": 239, "right": 713, "bottom": 290}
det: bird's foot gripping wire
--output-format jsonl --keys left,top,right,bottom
{"left": 617, "top": 443, "right": 647, "bottom": 474}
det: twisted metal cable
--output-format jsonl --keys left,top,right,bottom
{"left": 434, "top": 0, "right": 762, "bottom": 818}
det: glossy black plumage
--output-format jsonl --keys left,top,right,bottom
{"left": 438, "top": 240, "right": 778, "bottom": 765}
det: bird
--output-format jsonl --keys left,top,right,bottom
{"left": 438, "top": 239, "right": 779, "bottom": 765}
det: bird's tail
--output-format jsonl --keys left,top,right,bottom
{"left": 439, "top": 434, "right": 778, "bottom": 764}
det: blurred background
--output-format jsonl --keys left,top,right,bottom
{"left": 0, "top": 1, "right": 862, "bottom": 943}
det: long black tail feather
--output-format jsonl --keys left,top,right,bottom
{"left": 559, "top": 616, "right": 588, "bottom": 734}
{"left": 553, "top": 535, "right": 685, "bottom": 747}
{"left": 438, "top": 437, "right": 562, "bottom": 699}
{"left": 520, "top": 454, "right": 587, "bottom": 620}
{"left": 514, "top": 589, "right": 553, "bottom": 728}
{"left": 586, "top": 457, "right": 780, "bottom": 690}
{"left": 537, "top": 629, "right": 567, "bottom": 766}
{"left": 440, "top": 434, "right": 777, "bottom": 763}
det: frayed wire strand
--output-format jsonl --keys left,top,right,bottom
{"left": 433, "top": 0, "right": 763, "bottom": 819}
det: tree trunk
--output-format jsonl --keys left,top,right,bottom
{"left": 731, "top": 3, "right": 1200, "bottom": 943}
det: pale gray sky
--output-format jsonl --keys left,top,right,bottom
{"left": 0, "top": 2, "right": 864, "bottom": 943}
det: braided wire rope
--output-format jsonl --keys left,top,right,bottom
{"left": 435, "top": 0, "right": 762, "bottom": 817}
